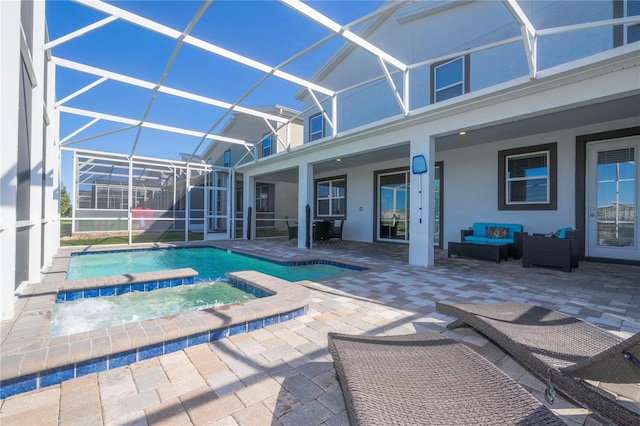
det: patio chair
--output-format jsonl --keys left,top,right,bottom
{"left": 327, "top": 219, "right": 344, "bottom": 243}
{"left": 328, "top": 331, "right": 564, "bottom": 425}
{"left": 314, "top": 220, "right": 332, "bottom": 244}
{"left": 285, "top": 220, "right": 297, "bottom": 243}
{"left": 436, "top": 301, "right": 640, "bottom": 426}
{"left": 522, "top": 229, "right": 579, "bottom": 272}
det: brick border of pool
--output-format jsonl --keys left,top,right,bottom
{"left": 0, "top": 266, "right": 312, "bottom": 399}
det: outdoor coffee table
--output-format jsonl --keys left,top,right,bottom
{"left": 447, "top": 241, "right": 512, "bottom": 263}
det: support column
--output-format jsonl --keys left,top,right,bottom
{"left": 0, "top": 0, "right": 20, "bottom": 319}
{"left": 409, "top": 135, "right": 435, "bottom": 267}
{"left": 297, "top": 163, "right": 314, "bottom": 249}
{"left": 28, "top": 0, "right": 47, "bottom": 281}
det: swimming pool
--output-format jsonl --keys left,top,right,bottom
{"left": 67, "top": 246, "right": 362, "bottom": 281}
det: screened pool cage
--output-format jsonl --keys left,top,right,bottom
{"left": 66, "top": 149, "right": 236, "bottom": 243}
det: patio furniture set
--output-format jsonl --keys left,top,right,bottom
{"left": 448, "top": 222, "right": 580, "bottom": 272}
{"left": 286, "top": 219, "right": 344, "bottom": 244}
{"left": 329, "top": 302, "right": 640, "bottom": 425}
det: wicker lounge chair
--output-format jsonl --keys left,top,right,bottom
{"left": 328, "top": 331, "right": 564, "bottom": 425}
{"left": 436, "top": 301, "right": 640, "bottom": 426}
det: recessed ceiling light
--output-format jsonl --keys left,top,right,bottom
{"left": 336, "top": 158, "right": 341, "bottom": 162}
{"left": 459, "top": 131, "right": 467, "bottom": 135}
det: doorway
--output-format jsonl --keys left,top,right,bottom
{"left": 585, "top": 136, "right": 639, "bottom": 260}
{"left": 376, "top": 169, "right": 409, "bottom": 242}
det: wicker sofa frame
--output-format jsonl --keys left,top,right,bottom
{"left": 328, "top": 331, "right": 564, "bottom": 425}
{"left": 436, "top": 301, "right": 640, "bottom": 426}
{"left": 522, "top": 230, "right": 579, "bottom": 272}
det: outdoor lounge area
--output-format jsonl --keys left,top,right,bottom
{"left": 2, "top": 0, "right": 640, "bottom": 424}
{"left": 1, "top": 239, "right": 638, "bottom": 425}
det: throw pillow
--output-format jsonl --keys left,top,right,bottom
{"left": 485, "top": 226, "right": 509, "bottom": 239}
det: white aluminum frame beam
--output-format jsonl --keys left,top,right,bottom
{"left": 280, "top": 0, "right": 407, "bottom": 72}
{"left": 502, "top": 0, "right": 537, "bottom": 78}
{"left": 44, "top": 16, "right": 117, "bottom": 51}
{"left": 73, "top": 0, "right": 334, "bottom": 96}
{"left": 61, "top": 124, "right": 138, "bottom": 147}
{"left": 263, "top": 118, "right": 289, "bottom": 152}
{"left": 57, "top": 105, "right": 251, "bottom": 146}
{"left": 55, "top": 76, "right": 107, "bottom": 107}
{"left": 130, "top": 1, "right": 211, "bottom": 156}
{"left": 52, "top": 57, "right": 289, "bottom": 123}
{"left": 378, "top": 57, "right": 408, "bottom": 116}
{"left": 307, "top": 88, "right": 335, "bottom": 136}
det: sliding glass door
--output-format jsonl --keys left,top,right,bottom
{"left": 377, "top": 170, "right": 409, "bottom": 242}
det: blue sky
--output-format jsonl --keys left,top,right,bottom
{"left": 46, "top": 0, "right": 384, "bottom": 188}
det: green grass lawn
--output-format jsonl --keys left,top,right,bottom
{"left": 60, "top": 231, "right": 204, "bottom": 246}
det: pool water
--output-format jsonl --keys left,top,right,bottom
{"left": 66, "top": 247, "right": 356, "bottom": 281}
{"left": 49, "top": 280, "right": 255, "bottom": 336}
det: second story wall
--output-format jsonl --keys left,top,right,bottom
{"left": 301, "top": 0, "right": 623, "bottom": 142}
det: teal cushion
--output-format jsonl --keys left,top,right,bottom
{"left": 557, "top": 227, "right": 573, "bottom": 239}
{"left": 473, "top": 223, "right": 493, "bottom": 237}
{"left": 472, "top": 222, "right": 522, "bottom": 238}
{"left": 465, "top": 235, "right": 489, "bottom": 243}
{"left": 486, "top": 238, "right": 514, "bottom": 245}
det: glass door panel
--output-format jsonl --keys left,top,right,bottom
{"left": 587, "top": 137, "right": 639, "bottom": 260}
{"left": 378, "top": 171, "right": 409, "bottom": 242}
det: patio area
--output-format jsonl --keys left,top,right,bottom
{"left": 1, "top": 239, "right": 638, "bottom": 425}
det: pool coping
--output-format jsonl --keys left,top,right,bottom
{"left": 0, "top": 244, "right": 317, "bottom": 399}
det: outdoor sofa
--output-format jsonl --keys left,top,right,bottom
{"left": 448, "top": 222, "right": 524, "bottom": 263}
{"left": 328, "top": 330, "right": 564, "bottom": 425}
{"left": 436, "top": 301, "right": 640, "bottom": 426}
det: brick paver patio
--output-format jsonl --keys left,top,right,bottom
{"left": 1, "top": 239, "right": 638, "bottom": 425}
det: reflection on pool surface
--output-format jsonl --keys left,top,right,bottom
{"left": 49, "top": 280, "right": 256, "bottom": 337}
{"left": 67, "top": 247, "right": 361, "bottom": 281}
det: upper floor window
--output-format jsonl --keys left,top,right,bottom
{"left": 431, "top": 56, "right": 469, "bottom": 103}
{"left": 223, "top": 150, "right": 230, "bottom": 167}
{"left": 309, "top": 113, "right": 324, "bottom": 141}
{"left": 627, "top": 0, "right": 640, "bottom": 43}
{"left": 315, "top": 176, "right": 346, "bottom": 218}
{"left": 262, "top": 134, "right": 272, "bottom": 157}
{"left": 498, "top": 143, "right": 557, "bottom": 210}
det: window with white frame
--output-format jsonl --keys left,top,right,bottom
{"left": 256, "top": 184, "right": 270, "bottom": 212}
{"left": 309, "top": 113, "right": 324, "bottom": 141}
{"left": 262, "top": 133, "right": 272, "bottom": 157}
{"left": 432, "top": 56, "right": 468, "bottom": 103}
{"left": 223, "top": 150, "right": 230, "bottom": 167}
{"left": 315, "top": 176, "right": 346, "bottom": 218}
{"left": 506, "top": 151, "right": 549, "bottom": 204}
{"left": 498, "top": 143, "right": 557, "bottom": 210}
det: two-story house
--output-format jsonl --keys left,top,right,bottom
{"left": 235, "top": 0, "right": 640, "bottom": 267}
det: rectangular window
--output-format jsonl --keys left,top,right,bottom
{"left": 627, "top": 0, "right": 640, "bottom": 43}
{"left": 256, "top": 184, "right": 270, "bottom": 212}
{"left": 262, "top": 134, "right": 272, "bottom": 157}
{"left": 498, "top": 143, "right": 557, "bottom": 210}
{"left": 433, "top": 57, "right": 466, "bottom": 103}
{"left": 309, "top": 113, "right": 324, "bottom": 141}
{"left": 223, "top": 150, "right": 230, "bottom": 167}
{"left": 315, "top": 176, "right": 346, "bottom": 218}
{"left": 506, "top": 151, "right": 549, "bottom": 204}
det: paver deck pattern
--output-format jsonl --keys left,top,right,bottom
{"left": 1, "top": 239, "right": 639, "bottom": 425}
